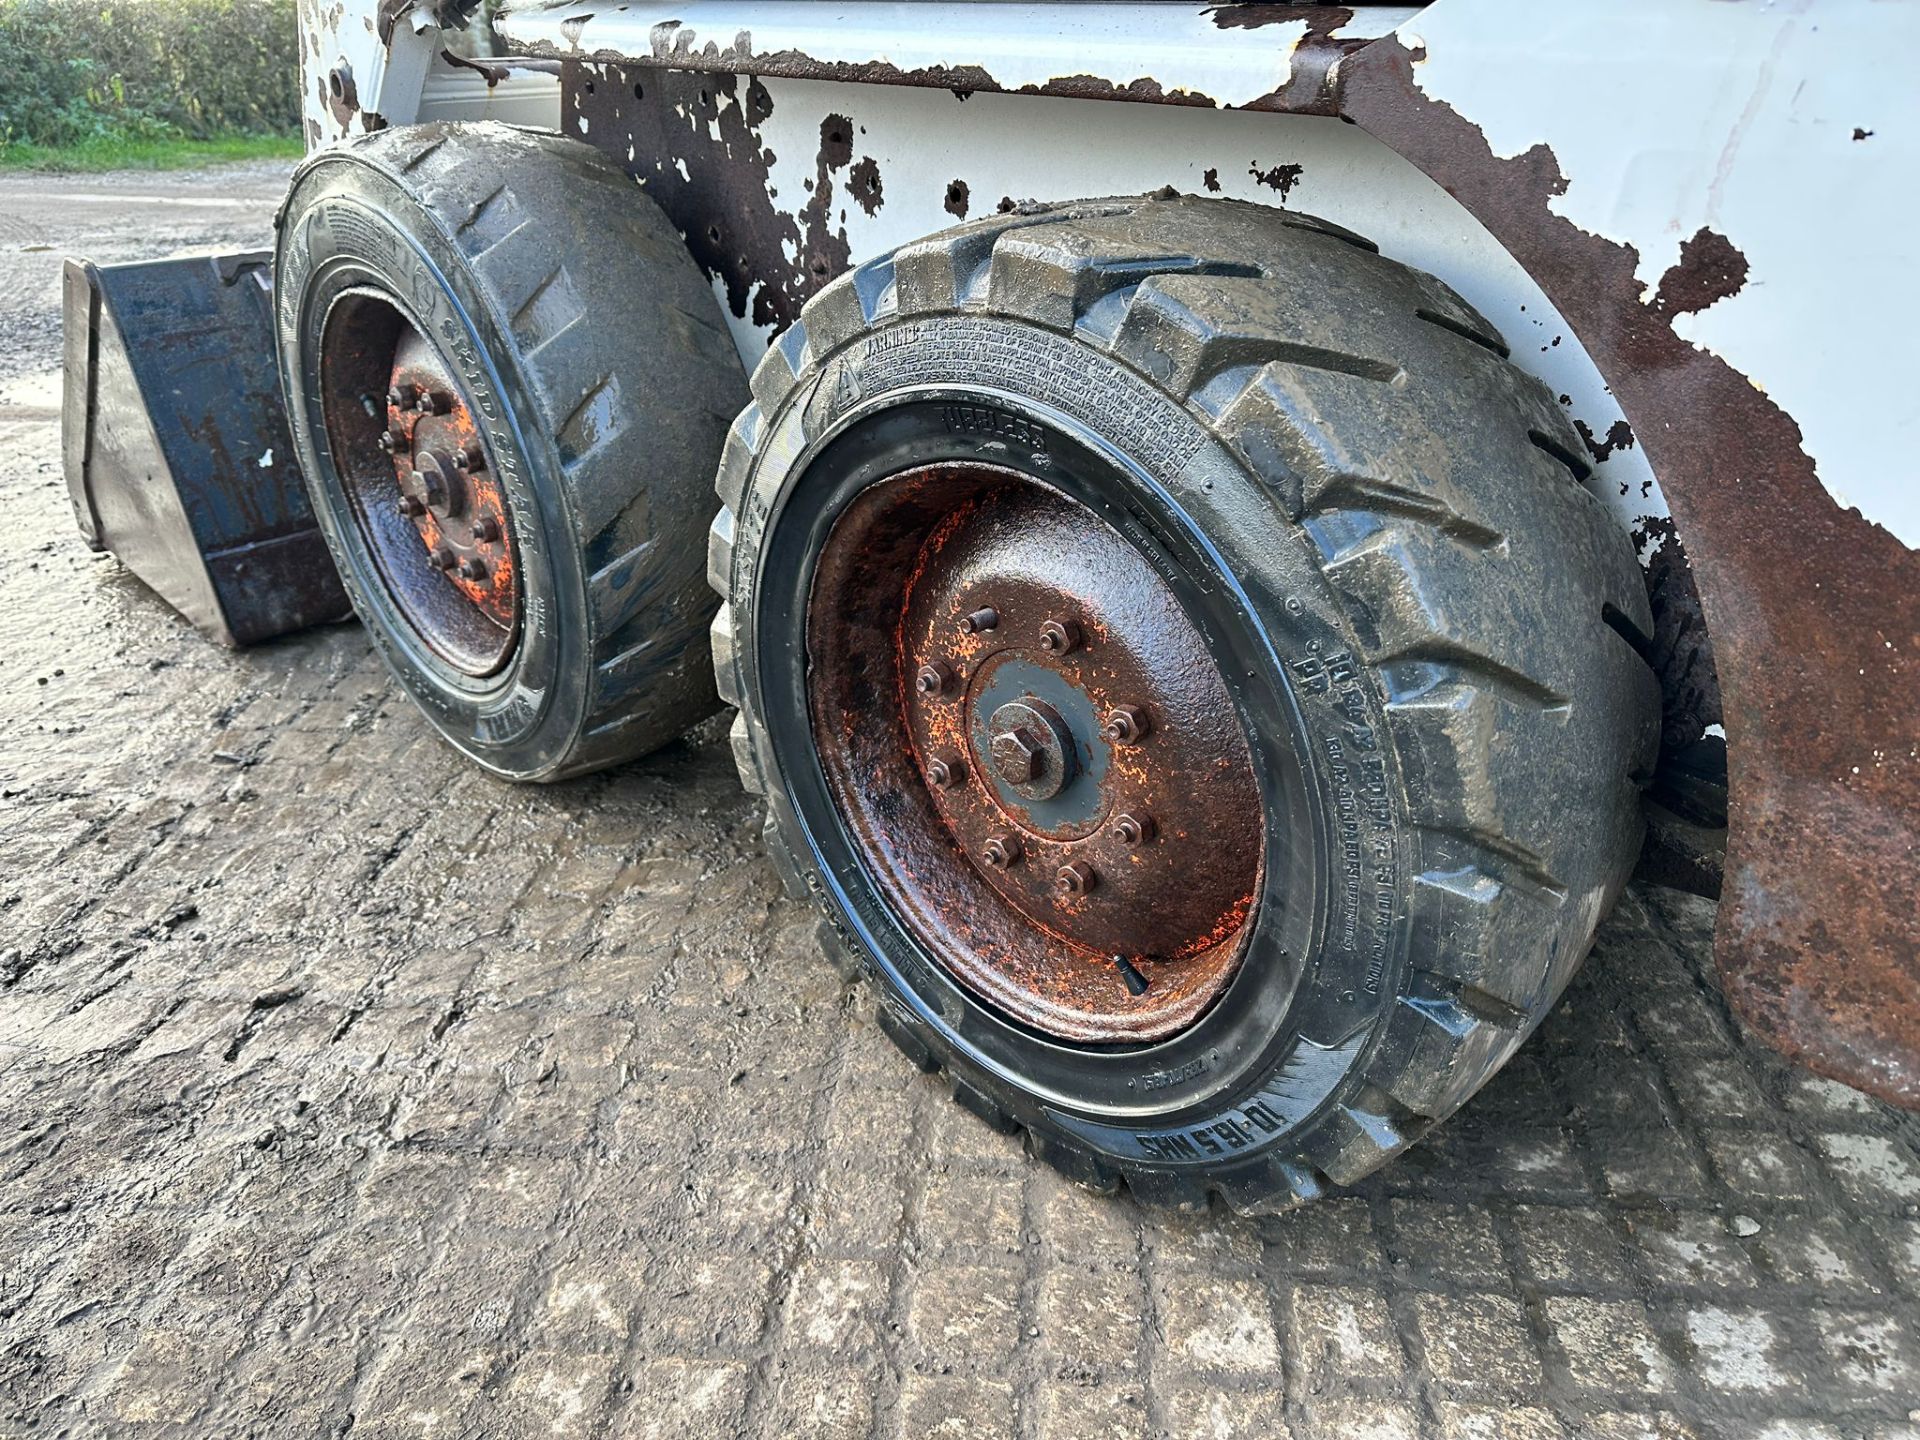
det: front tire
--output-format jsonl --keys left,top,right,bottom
{"left": 276, "top": 122, "right": 747, "bottom": 781}
{"left": 711, "top": 195, "right": 1659, "bottom": 1211}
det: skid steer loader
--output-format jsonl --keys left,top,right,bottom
{"left": 62, "top": 0, "right": 1920, "bottom": 1212}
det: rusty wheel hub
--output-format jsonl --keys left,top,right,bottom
{"left": 808, "top": 463, "right": 1263, "bottom": 1043}
{"left": 322, "top": 296, "right": 519, "bottom": 677}
{"left": 383, "top": 331, "right": 517, "bottom": 636}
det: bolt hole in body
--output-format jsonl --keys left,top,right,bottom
{"left": 318, "top": 291, "right": 519, "bottom": 677}
{"left": 806, "top": 462, "right": 1264, "bottom": 1042}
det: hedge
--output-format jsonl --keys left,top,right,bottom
{"left": 0, "top": 0, "right": 300, "bottom": 149}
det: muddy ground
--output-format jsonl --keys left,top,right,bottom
{"left": 3, "top": 163, "right": 1920, "bottom": 1440}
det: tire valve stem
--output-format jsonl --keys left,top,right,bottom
{"left": 1112, "top": 954, "right": 1151, "bottom": 997}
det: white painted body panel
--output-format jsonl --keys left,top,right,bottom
{"left": 308, "top": 0, "right": 1920, "bottom": 555}
{"left": 1402, "top": 0, "right": 1917, "bottom": 549}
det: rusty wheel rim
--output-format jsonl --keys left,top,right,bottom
{"left": 808, "top": 463, "right": 1265, "bottom": 1044}
{"left": 319, "top": 291, "right": 520, "bottom": 677}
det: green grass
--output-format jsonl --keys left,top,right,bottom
{"left": 0, "top": 131, "right": 302, "bottom": 174}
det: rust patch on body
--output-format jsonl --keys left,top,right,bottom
{"left": 1575, "top": 417, "right": 1636, "bottom": 465}
{"left": 1653, "top": 228, "right": 1750, "bottom": 320}
{"left": 1249, "top": 161, "right": 1304, "bottom": 199}
{"left": 848, "top": 155, "right": 884, "bottom": 216}
{"left": 1342, "top": 38, "right": 1920, "bottom": 1107}
{"left": 566, "top": 63, "right": 851, "bottom": 333}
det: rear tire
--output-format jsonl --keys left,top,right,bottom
{"left": 711, "top": 194, "right": 1660, "bottom": 1211}
{"left": 276, "top": 121, "right": 746, "bottom": 780}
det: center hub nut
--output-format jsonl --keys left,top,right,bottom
{"left": 985, "top": 697, "right": 1075, "bottom": 803}
{"left": 405, "top": 450, "right": 467, "bottom": 520}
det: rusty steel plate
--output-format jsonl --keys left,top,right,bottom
{"left": 807, "top": 463, "right": 1263, "bottom": 1043}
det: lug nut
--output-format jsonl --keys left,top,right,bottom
{"left": 1039, "top": 616, "right": 1082, "bottom": 655}
{"left": 982, "top": 834, "right": 1022, "bottom": 869}
{"left": 470, "top": 516, "right": 502, "bottom": 544}
{"left": 455, "top": 445, "right": 484, "bottom": 474}
{"left": 387, "top": 383, "right": 413, "bottom": 409}
{"left": 377, "top": 429, "right": 401, "bottom": 454}
{"left": 1112, "top": 813, "right": 1156, "bottom": 847}
{"left": 1055, "top": 862, "right": 1097, "bottom": 897}
{"left": 430, "top": 546, "right": 457, "bottom": 571}
{"left": 960, "top": 606, "right": 1000, "bottom": 634}
{"left": 458, "top": 557, "right": 489, "bottom": 581}
{"left": 397, "top": 495, "right": 426, "bottom": 518}
{"left": 1104, "top": 705, "right": 1150, "bottom": 745}
{"left": 415, "top": 389, "right": 448, "bottom": 416}
{"left": 926, "top": 754, "right": 967, "bottom": 789}
{"left": 915, "top": 660, "right": 956, "bottom": 696}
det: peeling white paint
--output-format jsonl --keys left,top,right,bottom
{"left": 502, "top": 2, "right": 1418, "bottom": 110}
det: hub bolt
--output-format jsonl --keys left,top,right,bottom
{"left": 926, "top": 754, "right": 967, "bottom": 789}
{"left": 470, "top": 516, "right": 502, "bottom": 544}
{"left": 982, "top": 834, "right": 1022, "bottom": 869}
{"left": 991, "top": 727, "right": 1043, "bottom": 786}
{"left": 415, "top": 389, "right": 448, "bottom": 416}
{"left": 915, "top": 660, "right": 956, "bottom": 696}
{"left": 1104, "top": 705, "right": 1151, "bottom": 745}
{"left": 1112, "top": 813, "right": 1157, "bottom": 847}
{"left": 960, "top": 607, "right": 1000, "bottom": 634}
{"left": 1055, "top": 862, "right": 1098, "bottom": 897}
{"left": 387, "top": 383, "right": 414, "bottom": 409}
{"left": 430, "top": 546, "right": 457, "bottom": 571}
{"left": 377, "top": 430, "right": 401, "bottom": 454}
{"left": 1039, "top": 616, "right": 1083, "bottom": 655}
{"left": 397, "top": 496, "right": 426, "bottom": 518}
{"left": 458, "top": 557, "right": 489, "bottom": 581}
{"left": 454, "top": 444, "right": 484, "bottom": 473}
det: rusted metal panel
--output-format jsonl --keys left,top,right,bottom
{"left": 1335, "top": 3, "right": 1919, "bottom": 1107}
{"left": 498, "top": 2, "right": 1414, "bottom": 114}
{"left": 62, "top": 255, "right": 351, "bottom": 647}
